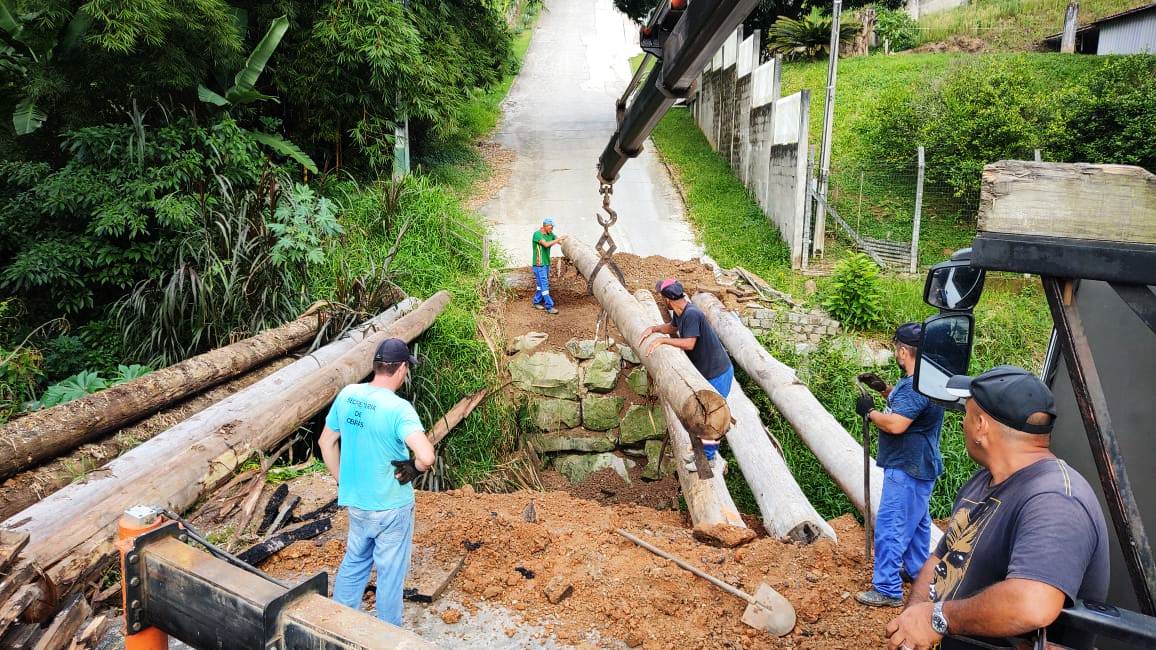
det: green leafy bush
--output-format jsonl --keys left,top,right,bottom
{"left": 1058, "top": 56, "right": 1156, "bottom": 172}
{"left": 874, "top": 6, "right": 919, "bottom": 51}
{"left": 269, "top": 183, "right": 343, "bottom": 265}
{"left": 766, "top": 9, "right": 861, "bottom": 61}
{"left": 823, "top": 253, "right": 883, "bottom": 330}
{"left": 866, "top": 57, "right": 1072, "bottom": 202}
{"left": 34, "top": 370, "right": 108, "bottom": 410}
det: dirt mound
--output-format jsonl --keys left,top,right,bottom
{"left": 493, "top": 252, "right": 720, "bottom": 356}
{"left": 911, "top": 35, "right": 987, "bottom": 54}
{"left": 262, "top": 489, "right": 893, "bottom": 648}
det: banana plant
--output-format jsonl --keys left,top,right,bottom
{"left": 197, "top": 14, "right": 288, "bottom": 107}
{"left": 2, "top": 1, "right": 91, "bottom": 135}
{"left": 196, "top": 15, "right": 319, "bottom": 175}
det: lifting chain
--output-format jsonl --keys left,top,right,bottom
{"left": 588, "top": 183, "right": 626, "bottom": 296}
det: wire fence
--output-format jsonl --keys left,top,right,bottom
{"left": 808, "top": 146, "right": 1045, "bottom": 271}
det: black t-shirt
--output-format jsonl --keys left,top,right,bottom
{"left": 671, "top": 303, "right": 732, "bottom": 380}
{"left": 932, "top": 458, "right": 1110, "bottom": 649}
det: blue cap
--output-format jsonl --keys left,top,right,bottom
{"left": 374, "top": 338, "right": 418, "bottom": 366}
{"left": 543, "top": 217, "right": 555, "bottom": 227}
{"left": 894, "top": 322, "right": 922, "bottom": 346}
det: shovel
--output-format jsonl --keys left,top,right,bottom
{"left": 616, "top": 529, "right": 795, "bottom": 636}
{"left": 856, "top": 379, "right": 874, "bottom": 561}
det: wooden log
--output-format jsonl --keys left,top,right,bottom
{"left": 0, "top": 310, "right": 330, "bottom": 480}
{"left": 427, "top": 388, "right": 490, "bottom": 446}
{"left": 559, "top": 237, "right": 731, "bottom": 440}
{"left": 0, "top": 584, "right": 39, "bottom": 637}
{"left": 635, "top": 290, "right": 752, "bottom": 547}
{"left": 1, "top": 293, "right": 447, "bottom": 608}
{"left": 68, "top": 614, "right": 109, "bottom": 650}
{"left": 723, "top": 380, "right": 837, "bottom": 543}
{"left": 691, "top": 292, "right": 943, "bottom": 550}
{"left": 404, "top": 549, "right": 466, "bottom": 603}
{"left": 978, "top": 161, "right": 1156, "bottom": 245}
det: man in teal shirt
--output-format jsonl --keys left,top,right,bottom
{"left": 319, "top": 338, "right": 435, "bottom": 626}
{"left": 531, "top": 217, "right": 566, "bottom": 315}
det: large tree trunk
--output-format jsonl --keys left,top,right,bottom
{"left": 1, "top": 294, "right": 446, "bottom": 611}
{"left": 724, "top": 380, "right": 837, "bottom": 543}
{"left": 559, "top": 237, "right": 731, "bottom": 440}
{"left": 691, "top": 293, "right": 943, "bottom": 550}
{"left": 0, "top": 358, "right": 294, "bottom": 521}
{"left": 0, "top": 309, "right": 330, "bottom": 480}
{"left": 635, "top": 290, "right": 750, "bottom": 546}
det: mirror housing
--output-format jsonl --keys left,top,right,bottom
{"left": 923, "top": 249, "right": 985, "bottom": 311}
{"left": 914, "top": 312, "right": 975, "bottom": 410}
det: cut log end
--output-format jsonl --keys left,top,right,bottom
{"left": 692, "top": 523, "right": 757, "bottom": 548}
{"left": 786, "top": 522, "right": 825, "bottom": 545}
{"left": 683, "top": 389, "right": 732, "bottom": 441}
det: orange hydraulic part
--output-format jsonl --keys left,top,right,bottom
{"left": 116, "top": 507, "right": 169, "bottom": 650}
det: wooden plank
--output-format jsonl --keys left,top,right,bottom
{"left": 32, "top": 593, "right": 89, "bottom": 650}
{"left": 0, "top": 622, "right": 42, "bottom": 649}
{"left": 404, "top": 548, "right": 466, "bottom": 603}
{"left": 0, "top": 532, "right": 29, "bottom": 574}
{"left": 0, "top": 562, "right": 35, "bottom": 611}
{"left": 979, "top": 161, "right": 1156, "bottom": 245}
{"left": 0, "top": 584, "right": 40, "bottom": 637}
{"left": 69, "top": 614, "right": 110, "bottom": 650}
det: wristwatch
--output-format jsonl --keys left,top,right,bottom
{"left": 931, "top": 601, "right": 949, "bottom": 635}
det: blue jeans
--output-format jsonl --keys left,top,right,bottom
{"left": 332, "top": 503, "right": 415, "bottom": 626}
{"left": 532, "top": 265, "right": 554, "bottom": 309}
{"left": 707, "top": 365, "right": 734, "bottom": 398}
{"left": 872, "top": 468, "right": 934, "bottom": 599}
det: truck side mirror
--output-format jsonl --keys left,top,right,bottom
{"left": 914, "top": 312, "right": 975, "bottom": 409}
{"left": 923, "top": 260, "right": 985, "bottom": 311}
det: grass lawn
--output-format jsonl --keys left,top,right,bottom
{"left": 916, "top": 0, "right": 1141, "bottom": 51}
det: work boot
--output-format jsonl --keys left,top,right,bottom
{"left": 532, "top": 303, "right": 545, "bottom": 311}
{"left": 855, "top": 589, "right": 903, "bottom": 608}
{"left": 547, "top": 308, "right": 559, "bottom": 315}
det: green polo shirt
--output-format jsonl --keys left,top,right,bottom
{"left": 532, "top": 230, "right": 555, "bottom": 267}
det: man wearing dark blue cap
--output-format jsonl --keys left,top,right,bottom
{"left": 886, "top": 366, "right": 1108, "bottom": 650}
{"left": 318, "top": 338, "right": 436, "bottom": 626}
{"left": 855, "top": 322, "right": 946, "bottom": 608}
{"left": 640, "top": 278, "right": 734, "bottom": 470}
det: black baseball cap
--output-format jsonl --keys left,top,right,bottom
{"left": 655, "top": 278, "right": 685, "bottom": 300}
{"left": 374, "top": 338, "right": 418, "bottom": 365}
{"left": 893, "top": 322, "right": 922, "bottom": 346}
{"left": 946, "top": 365, "right": 1056, "bottom": 434}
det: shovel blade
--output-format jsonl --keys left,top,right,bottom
{"left": 741, "top": 584, "right": 796, "bottom": 637}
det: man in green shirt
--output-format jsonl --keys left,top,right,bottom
{"left": 531, "top": 217, "right": 566, "bottom": 315}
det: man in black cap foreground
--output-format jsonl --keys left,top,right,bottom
{"left": 318, "top": 338, "right": 436, "bottom": 626}
{"left": 886, "top": 366, "right": 1109, "bottom": 650}
{"left": 855, "top": 322, "right": 946, "bottom": 608}
{"left": 639, "top": 278, "right": 734, "bottom": 470}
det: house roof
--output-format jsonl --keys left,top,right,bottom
{"left": 1043, "top": 2, "right": 1156, "bottom": 42}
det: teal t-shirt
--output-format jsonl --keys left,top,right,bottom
{"left": 324, "top": 383, "right": 425, "bottom": 511}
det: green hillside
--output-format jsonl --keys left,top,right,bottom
{"left": 917, "top": 0, "right": 1141, "bottom": 51}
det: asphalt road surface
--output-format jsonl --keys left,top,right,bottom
{"left": 481, "top": 0, "right": 701, "bottom": 267}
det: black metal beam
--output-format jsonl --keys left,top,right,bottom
{"left": 598, "top": 0, "right": 759, "bottom": 183}
{"left": 1055, "top": 600, "right": 1156, "bottom": 646}
{"left": 1042, "top": 276, "right": 1156, "bottom": 615}
{"left": 971, "top": 232, "right": 1156, "bottom": 286}
{"left": 1110, "top": 283, "right": 1156, "bottom": 337}
{"left": 131, "top": 534, "right": 434, "bottom": 648}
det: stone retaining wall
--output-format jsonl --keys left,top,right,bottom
{"left": 741, "top": 306, "right": 840, "bottom": 345}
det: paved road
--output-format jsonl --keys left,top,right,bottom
{"left": 481, "top": 0, "right": 701, "bottom": 267}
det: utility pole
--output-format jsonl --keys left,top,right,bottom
{"left": 814, "top": 0, "right": 843, "bottom": 257}
{"left": 1061, "top": 1, "right": 1079, "bottom": 53}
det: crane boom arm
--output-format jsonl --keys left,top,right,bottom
{"left": 597, "top": 0, "right": 759, "bottom": 184}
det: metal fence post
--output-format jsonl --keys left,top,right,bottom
{"left": 482, "top": 235, "right": 490, "bottom": 270}
{"left": 802, "top": 144, "right": 817, "bottom": 271}
{"left": 1034, "top": 149, "right": 1043, "bottom": 162}
{"left": 910, "top": 146, "right": 925, "bottom": 274}
{"left": 814, "top": 0, "right": 843, "bottom": 258}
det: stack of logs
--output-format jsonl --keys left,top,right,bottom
{"left": 0, "top": 293, "right": 451, "bottom": 646}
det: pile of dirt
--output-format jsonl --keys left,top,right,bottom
{"left": 262, "top": 488, "right": 893, "bottom": 649}
{"left": 911, "top": 35, "right": 987, "bottom": 54}
{"left": 492, "top": 252, "right": 722, "bottom": 356}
